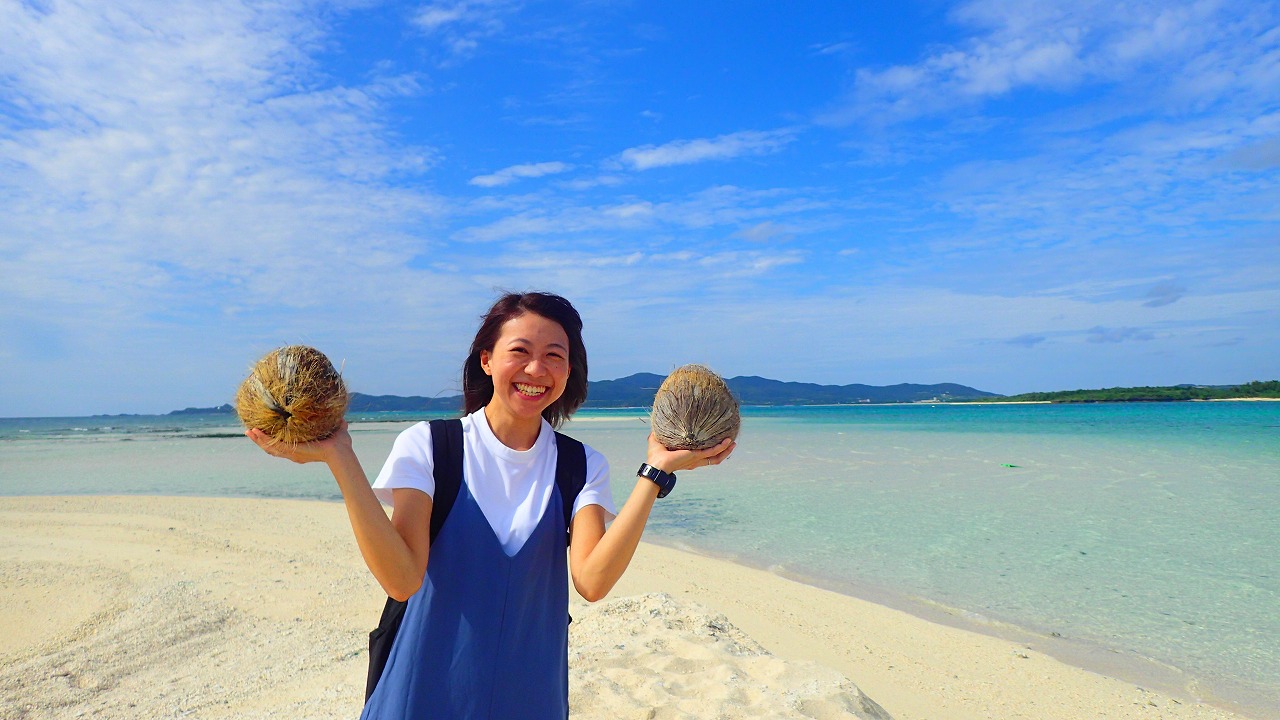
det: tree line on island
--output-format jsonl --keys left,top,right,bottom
{"left": 171, "top": 376, "right": 1280, "bottom": 415}
{"left": 961, "top": 380, "right": 1280, "bottom": 404}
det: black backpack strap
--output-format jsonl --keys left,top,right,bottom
{"left": 428, "top": 418, "right": 465, "bottom": 542}
{"left": 554, "top": 430, "right": 588, "bottom": 627}
{"left": 367, "top": 417, "right": 465, "bottom": 703}
{"left": 553, "top": 431, "right": 587, "bottom": 546}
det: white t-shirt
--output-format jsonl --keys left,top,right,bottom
{"left": 372, "top": 410, "right": 616, "bottom": 556}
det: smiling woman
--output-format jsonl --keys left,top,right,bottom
{"left": 245, "top": 290, "right": 735, "bottom": 720}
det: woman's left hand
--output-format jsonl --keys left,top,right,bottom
{"left": 245, "top": 421, "right": 353, "bottom": 466}
{"left": 645, "top": 433, "right": 736, "bottom": 474}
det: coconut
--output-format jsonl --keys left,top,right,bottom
{"left": 235, "top": 345, "right": 348, "bottom": 444}
{"left": 650, "top": 364, "right": 740, "bottom": 451}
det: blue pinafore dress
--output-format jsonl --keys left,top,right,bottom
{"left": 360, "top": 479, "right": 570, "bottom": 719}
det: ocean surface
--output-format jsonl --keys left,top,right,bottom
{"left": 2, "top": 402, "right": 1277, "bottom": 716}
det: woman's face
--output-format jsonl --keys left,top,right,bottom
{"left": 479, "top": 312, "right": 571, "bottom": 426}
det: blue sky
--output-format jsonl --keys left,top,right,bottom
{"left": 2, "top": 0, "right": 1278, "bottom": 416}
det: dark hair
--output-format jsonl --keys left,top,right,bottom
{"left": 462, "top": 292, "right": 588, "bottom": 429}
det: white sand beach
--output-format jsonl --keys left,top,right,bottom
{"left": 0, "top": 496, "right": 1262, "bottom": 720}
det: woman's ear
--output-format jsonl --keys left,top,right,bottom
{"left": 479, "top": 349, "right": 493, "bottom": 376}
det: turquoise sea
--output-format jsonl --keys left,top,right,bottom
{"left": 2, "top": 402, "right": 1277, "bottom": 716}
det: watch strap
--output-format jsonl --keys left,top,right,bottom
{"left": 637, "top": 462, "right": 677, "bottom": 498}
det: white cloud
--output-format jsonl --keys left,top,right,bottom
{"left": 618, "top": 129, "right": 796, "bottom": 171}
{"left": 410, "top": 0, "right": 517, "bottom": 61}
{"left": 734, "top": 221, "right": 793, "bottom": 243}
{"left": 0, "top": 0, "right": 438, "bottom": 260}
{"left": 1005, "top": 333, "right": 1047, "bottom": 347}
{"left": 1225, "top": 139, "right": 1280, "bottom": 171}
{"left": 0, "top": 0, "right": 453, "bottom": 415}
{"left": 558, "top": 174, "right": 625, "bottom": 191}
{"left": 825, "top": 0, "right": 1275, "bottom": 125}
{"left": 1087, "top": 326, "right": 1155, "bottom": 343}
{"left": 455, "top": 185, "right": 829, "bottom": 243}
{"left": 416, "top": 5, "right": 470, "bottom": 31}
{"left": 1143, "top": 281, "right": 1188, "bottom": 308}
{"left": 812, "top": 42, "right": 854, "bottom": 56}
{"left": 469, "top": 161, "right": 573, "bottom": 187}
{"left": 572, "top": 277, "right": 1278, "bottom": 395}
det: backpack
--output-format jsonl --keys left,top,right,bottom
{"left": 364, "top": 417, "right": 588, "bottom": 701}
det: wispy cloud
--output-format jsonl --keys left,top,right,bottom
{"left": 455, "top": 185, "right": 828, "bottom": 243}
{"left": 416, "top": 4, "right": 471, "bottom": 31}
{"left": 734, "top": 221, "right": 794, "bottom": 243}
{"left": 564, "top": 280, "right": 1273, "bottom": 394}
{"left": 916, "top": 105, "right": 1280, "bottom": 289}
{"left": 557, "top": 174, "right": 625, "bottom": 191}
{"left": 824, "top": 0, "right": 1278, "bottom": 125}
{"left": 1005, "top": 333, "right": 1047, "bottom": 347}
{"left": 1143, "top": 281, "right": 1187, "bottom": 308}
{"left": 812, "top": 41, "right": 854, "bottom": 57}
{"left": 0, "top": 0, "right": 455, "bottom": 413}
{"left": 469, "top": 161, "right": 573, "bottom": 187}
{"left": 1087, "top": 326, "right": 1155, "bottom": 344}
{"left": 411, "top": 0, "right": 518, "bottom": 59}
{"left": 1220, "top": 135, "right": 1280, "bottom": 171}
{"left": 618, "top": 129, "right": 796, "bottom": 171}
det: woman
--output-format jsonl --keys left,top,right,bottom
{"left": 247, "top": 291, "right": 734, "bottom": 718}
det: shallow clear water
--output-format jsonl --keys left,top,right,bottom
{"left": 2, "top": 403, "right": 1277, "bottom": 712}
{"left": 573, "top": 403, "right": 1280, "bottom": 713}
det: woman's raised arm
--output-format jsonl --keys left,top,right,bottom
{"left": 246, "top": 423, "right": 431, "bottom": 601}
{"left": 568, "top": 433, "right": 734, "bottom": 602}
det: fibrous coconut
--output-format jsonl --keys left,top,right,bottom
{"left": 235, "top": 345, "right": 348, "bottom": 444}
{"left": 651, "top": 364, "right": 740, "bottom": 451}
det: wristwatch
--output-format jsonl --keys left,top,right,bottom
{"left": 637, "top": 463, "right": 677, "bottom": 498}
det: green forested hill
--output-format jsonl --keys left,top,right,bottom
{"left": 343, "top": 374, "right": 998, "bottom": 410}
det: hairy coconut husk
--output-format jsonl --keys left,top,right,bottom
{"left": 651, "top": 364, "right": 740, "bottom": 451}
{"left": 235, "top": 345, "right": 348, "bottom": 444}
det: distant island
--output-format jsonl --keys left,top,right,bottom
{"left": 962, "top": 380, "right": 1280, "bottom": 404}
{"left": 168, "top": 373, "right": 997, "bottom": 415}
{"left": 168, "top": 376, "right": 1280, "bottom": 416}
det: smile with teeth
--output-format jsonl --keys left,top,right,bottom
{"left": 514, "top": 383, "right": 547, "bottom": 397}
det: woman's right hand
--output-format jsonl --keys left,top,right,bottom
{"left": 245, "top": 421, "right": 352, "bottom": 466}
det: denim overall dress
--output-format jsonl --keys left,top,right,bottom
{"left": 360, "top": 478, "right": 571, "bottom": 719}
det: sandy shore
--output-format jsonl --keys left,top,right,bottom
{"left": 0, "top": 496, "right": 1263, "bottom": 720}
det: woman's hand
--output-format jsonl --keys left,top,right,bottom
{"left": 645, "top": 433, "right": 735, "bottom": 474}
{"left": 245, "top": 421, "right": 352, "bottom": 466}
